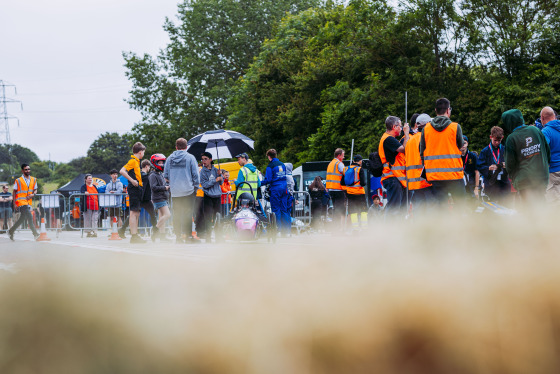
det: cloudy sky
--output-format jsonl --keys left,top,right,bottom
{"left": 1, "top": 0, "right": 180, "bottom": 163}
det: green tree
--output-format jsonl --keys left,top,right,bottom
{"left": 0, "top": 143, "right": 40, "bottom": 166}
{"left": 83, "top": 132, "right": 132, "bottom": 174}
{"left": 30, "top": 161, "right": 52, "bottom": 179}
{"left": 123, "top": 0, "right": 324, "bottom": 155}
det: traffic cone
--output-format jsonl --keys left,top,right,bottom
{"left": 109, "top": 216, "right": 122, "bottom": 241}
{"left": 36, "top": 217, "right": 51, "bottom": 241}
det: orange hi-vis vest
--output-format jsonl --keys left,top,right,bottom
{"left": 343, "top": 165, "right": 365, "bottom": 195}
{"left": 326, "top": 158, "right": 344, "bottom": 190}
{"left": 14, "top": 176, "right": 37, "bottom": 207}
{"left": 378, "top": 133, "right": 406, "bottom": 187}
{"left": 423, "top": 122, "right": 464, "bottom": 182}
{"left": 405, "top": 132, "right": 431, "bottom": 191}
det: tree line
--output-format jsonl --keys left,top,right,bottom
{"left": 125, "top": 0, "right": 560, "bottom": 166}
{"left": 4, "top": 0, "right": 559, "bottom": 188}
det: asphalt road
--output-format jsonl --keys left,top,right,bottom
{"left": 0, "top": 229, "right": 323, "bottom": 274}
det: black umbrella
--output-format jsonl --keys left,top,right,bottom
{"left": 187, "top": 129, "right": 255, "bottom": 166}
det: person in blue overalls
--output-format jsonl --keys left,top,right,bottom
{"left": 261, "top": 149, "right": 290, "bottom": 236}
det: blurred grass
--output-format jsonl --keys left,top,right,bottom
{"left": 42, "top": 182, "right": 58, "bottom": 194}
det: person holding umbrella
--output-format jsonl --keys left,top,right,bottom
{"left": 261, "top": 149, "right": 290, "bottom": 237}
{"left": 199, "top": 152, "right": 223, "bottom": 243}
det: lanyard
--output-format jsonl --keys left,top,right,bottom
{"left": 463, "top": 153, "right": 468, "bottom": 171}
{"left": 489, "top": 144, "right": 500, "bottom": 164}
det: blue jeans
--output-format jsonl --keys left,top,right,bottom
{"left": 382, "top": 177, "right": 404, "bottom": 218}
{"left": 270, "top": 188, "right": 290, "bottom": 234}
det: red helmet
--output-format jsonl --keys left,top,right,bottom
{"left": 150, "top": 153, "right": 166, "bottom": 172}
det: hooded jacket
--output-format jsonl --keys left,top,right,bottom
{"left": 149, "top": 171, "right": 169, "bottom": 203}
{"left": 200, "top": 164, "right": 223, "bottom": 198}
{"left": 502, "top": 109, "right": 550, "bottom": 191}
{"left": 542, "top": 119, "right": 560, "bottom": 173}
{"left": 163, "top": 150, "right": 200, "bottom": 197}
{"left": 285, "top": 163, "right": 295, "bottom": 193}
{"left": 419, "top": 115, "right": 464, "bottom": 162}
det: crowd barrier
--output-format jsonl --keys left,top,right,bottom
{"left": 8, "top": 193, "right": 66, "bottom": 238}
{"left": 8, "top": 189, "right": 315, "bottom": 238}
{"left": 67, "top": 193, "right": 129, "bottom": 237}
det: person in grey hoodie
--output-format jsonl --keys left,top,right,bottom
{"left": 419, "top": 97, "right": 465, "bottom": 207}
{"left": 163, "top": 138, "right": 199, "bottom": 243}
{"left": 285, "top": 162, "right": 296, "bottom": 215}
{"left": 199, "top": 151, "right": 223, "bottom": 242}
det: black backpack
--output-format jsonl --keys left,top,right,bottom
{"left": 368, "top": 152, "right": 383, "bottom": 177}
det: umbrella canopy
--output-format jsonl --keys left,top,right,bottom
{"left": 187, "top": 129, "right": 255, "bottom": 161}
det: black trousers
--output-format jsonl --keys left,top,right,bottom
{"left": 201, "top": 195, "right": 221, "bottom": 238}
{"left": 172, "top": 195, "right": 195, "bottom": 237}
{"left": 9, "top": 205, "right": 38, "bottom": 236}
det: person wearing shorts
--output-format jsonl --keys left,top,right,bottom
{"left": 149, "top": 154, "right": 171, "bottom": 241}
{"left": 120, "top": 142, "right": 146, "bottom": 244}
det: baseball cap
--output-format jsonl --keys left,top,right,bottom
{"left": 236, "top": 153, "right": 249, "bottom": 160}
{"left": 463, "top": 135, "right": 468, "bottom": 142}
{"left": 354, "top": 154, "right": 363, "bottom": 162}
{"left": 416, "top": 113, "right": 431, "bottom": 126}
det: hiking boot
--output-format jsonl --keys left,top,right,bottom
{"left": 130, "top": 234, "right": 146, "bottom": 244}
{"left": 118, "top": 228, "right": 126, "bottom": 239}
{"left": 91, "top": 232, "right": 97, "bottom": 238}
{"left": 151, "top": 228, "right": 159, "bottom": 242}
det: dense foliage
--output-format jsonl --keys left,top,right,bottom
{"left": 123, "top": 0, "right": 322, "bottom": 156}
{"left": 228, "top": 0, "right": 560, "bottom": 165}
{"left": 5, "top": 0, "right": 560, "bottom": 189}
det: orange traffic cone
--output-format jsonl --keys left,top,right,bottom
{"left": 36, "top": 217, "right": 51, "bottom": 241}
{"left": 109, "top": 216, "right": 122, "bottom": 241}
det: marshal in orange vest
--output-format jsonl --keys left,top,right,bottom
{"left": 378, "top": 133, "right": 406, "bottom": 187}
{"left": 326, "top": 158, "right": 344, "bottom": 190}
{"left": 405, "top": 132, "right": 431, "bottom": 190}
{"left": 422, "top": 122, "right": 464, "bottom": 182}
{"left": 342, "top": 165, "right": 365, "bottom": 195}
{"left": 14, "top": 176, "right": 37, "bottom": 207}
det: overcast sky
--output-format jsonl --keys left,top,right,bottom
{"left": 1, "top": 0, "right": 180, "bottom": 163}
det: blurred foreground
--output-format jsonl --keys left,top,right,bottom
{"left": 1, "top": 210, "right": 560, "bottom": 374}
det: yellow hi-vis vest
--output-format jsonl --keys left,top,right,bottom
{"left": 236, "top": 166, "right": 259, "bottom": 199}
{"left": 15, "top": 176, "right": 37, "bottom": 207}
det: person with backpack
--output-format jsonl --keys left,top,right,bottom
{"left": 378, "top": 116, "right": 409, "bottom": 218}
{"left": 341, "top": 155, "right": 367, "bottom": 229}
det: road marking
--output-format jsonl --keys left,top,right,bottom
{"left": 0, "top": 262, "right": 19, "bottom": 273}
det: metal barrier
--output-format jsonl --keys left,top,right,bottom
{"left": 12, "top": 193, "right": 66, "bottom": 237}
{"left": 291, "top": 191, "right": 311, "bottom": 232}
{"left": 68, "top": 193, "right": 129, "bottom": 237}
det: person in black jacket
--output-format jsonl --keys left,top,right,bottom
{"left": 119, "top": 160, "right": 157, "bottom": 239}
{"left": 307, "top": 176, "right": 329, "bottom": 229}
{"left": 149, "top": 154, "right": 171, "bottom": 241}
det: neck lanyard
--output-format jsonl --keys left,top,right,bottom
{"left": 489, "top": 144, "right": 500, "bottom": 164}
{"left": 463, "top": 153, "right": 468, "bottom": 170}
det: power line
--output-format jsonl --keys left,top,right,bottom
{"left": 0, "top": 80, "right": 22, "bottom": 145}
{"left": 0, "top": 80, "right": 23, "bottom": 178}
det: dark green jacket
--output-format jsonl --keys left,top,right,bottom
{"left": 504, "top": 125, "right": 550, "bottom": 191}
